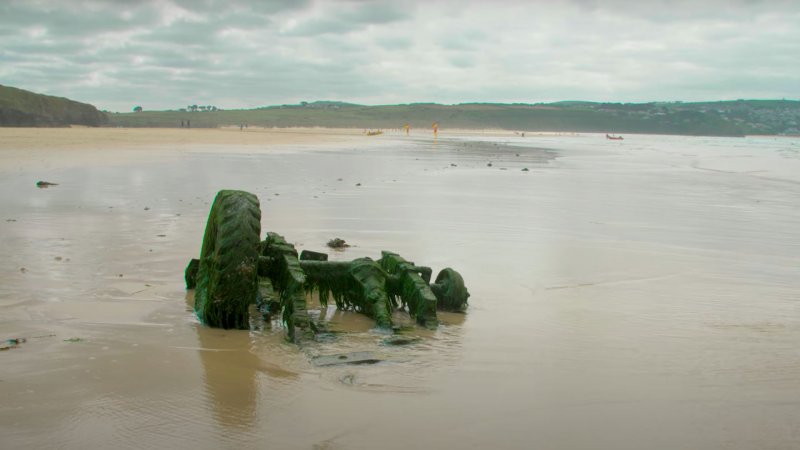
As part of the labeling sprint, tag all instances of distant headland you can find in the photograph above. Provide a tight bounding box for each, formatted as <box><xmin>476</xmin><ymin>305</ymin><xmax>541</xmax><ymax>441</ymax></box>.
<box><xmin>0</xmin><ymin>84</ymin><xmax>106</xmax><ymax>127</ymax></box>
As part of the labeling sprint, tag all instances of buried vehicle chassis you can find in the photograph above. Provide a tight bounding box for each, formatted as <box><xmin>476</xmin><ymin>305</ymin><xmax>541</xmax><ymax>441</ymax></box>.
<box><xmin>185</xmin><ymin>190</ymin><xmax>469</xmax><ymax>340</ymax></box>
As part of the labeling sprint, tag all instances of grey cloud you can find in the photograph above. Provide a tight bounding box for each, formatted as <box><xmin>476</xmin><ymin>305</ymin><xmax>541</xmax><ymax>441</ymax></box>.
<box><xmin>0</xmin><ymin>1</ymin><xmax>156</xmax><ymax>38</ymax></box>
<box><xmin>141</xmin><ymin>49</ymin><xmax>217</xmax><ymax>70</ymax></box>
<box><xmin>343</xmin><ymin>2</ymin><xmax>409</xmax><ymax>25</ymax></box>
<box><xmin>448</xmin><ymin>55</ymin><xmax>475</xmax><ymax>68</ymax></box>
<box><xmin>138</xmin><ymin>20</ymin><xmax>223</xmax><ymax>46</ymax></box>
<box><xmin>284</xmin><ymin>17</ymin><xmax>353</xmax><ymax>36</ymax></box>
<box><xmin>439</xmin><ymin>29</ymin><xmax>488</xmax><ymax>51</ymax></box>
<box><xmin>2</xmin><ymin>39</ymin><xmax>86</xmax><ymax>56</ymax></box>
<box><xmin>439</xmin><ymin>38</ymin><xmax>474</xmax><ymax>52</ymax></box>
<box><xmin>172</xmin><ymin>0</ymin><xmax>311</xmax><ymax>15</ymax></box>
<box><xmin>283</xmin><ymin>1</ymin><xmax>410</xmax><ymax>36</ymax></box>
<box><xmin>214</xmin><ymin>12</ymin><xmax>274</xmax><ymax>30</ymax></box>
<box><xmin>2</xmin><ymin>0</ymin><xmax>798</xmax><ymax>111</ymax></box>
<box><xmin>375</xmin><ymin>36</ymin><xmax>413</xmax><ymax>50</ymax></box>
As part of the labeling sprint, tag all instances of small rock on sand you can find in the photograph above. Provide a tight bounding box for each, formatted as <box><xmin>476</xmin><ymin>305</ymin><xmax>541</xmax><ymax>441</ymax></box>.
<box><xmin>327</xmin><ymin>238</ymin><xmax>350</xmax><ymax>249</ymax></box>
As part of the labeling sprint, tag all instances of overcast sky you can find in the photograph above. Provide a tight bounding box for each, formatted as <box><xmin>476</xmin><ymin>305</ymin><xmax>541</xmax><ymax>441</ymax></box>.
<box><xmin>1</xmin><ymin>0</ymin><xmax>798</xmax><ymax>112</ymax></box>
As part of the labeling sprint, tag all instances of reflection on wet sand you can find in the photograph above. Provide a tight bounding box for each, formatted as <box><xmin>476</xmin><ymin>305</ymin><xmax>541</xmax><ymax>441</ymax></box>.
<box><xmin>196</xmin><ymin>327</ymin><xmax>261</xmax><ymax>430</ymax></box>
<box><xmin>188</xmin><ymin>291</ymin><xmax>298</xmax><ymax>431</ymax></box>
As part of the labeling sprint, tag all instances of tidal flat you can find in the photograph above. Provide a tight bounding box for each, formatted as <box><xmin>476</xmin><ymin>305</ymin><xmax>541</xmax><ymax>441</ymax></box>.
<box><xmin>1</xmin><ymin>128</ymin><xmax>799</xmax><ymax>450</ymax></box>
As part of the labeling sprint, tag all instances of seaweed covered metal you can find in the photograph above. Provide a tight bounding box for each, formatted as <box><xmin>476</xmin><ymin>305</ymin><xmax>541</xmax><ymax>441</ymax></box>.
<box><xmin>379</xmin><ymin>251</ymin><xmax>438</xmax><ymax>328</ymax></box>
<box><xmin>261</xmin><ymin>232</ymin><xmax>311</xmax><ymax>340</ymax></box>
<box><xmin>185</xmin><ymin>190</ymin><xmax>470</xmax><ymax>340</ymax></box>
<box><xmin>300</xmin><ymin>258</ymin><xmax>392</xmax><ymax>328</ymax></box>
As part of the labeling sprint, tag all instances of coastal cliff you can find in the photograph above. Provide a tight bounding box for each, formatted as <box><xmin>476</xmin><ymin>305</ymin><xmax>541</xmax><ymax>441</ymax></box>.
<box><xmin>0</xmin><ymin>85</ymin><xmax>107</xmax><ymax>127</ymax></box>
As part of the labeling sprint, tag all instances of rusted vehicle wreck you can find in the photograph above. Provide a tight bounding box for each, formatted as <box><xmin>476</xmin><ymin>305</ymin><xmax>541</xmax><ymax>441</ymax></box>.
<box><xmin>185</xmin><ymin>190</ymin><xmax>469</xmax><ymax>340</ymax></box>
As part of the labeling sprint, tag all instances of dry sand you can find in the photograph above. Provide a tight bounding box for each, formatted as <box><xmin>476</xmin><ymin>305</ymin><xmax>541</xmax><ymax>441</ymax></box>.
<box><xmin>0</xmin><ymin>127</ymin><xmax>373</xmax><ymax>171</ymax></box>
<box><xmin>0</xmin><ymin>126</ymin><xmax>369</xmax><ymax>150</ymax></box>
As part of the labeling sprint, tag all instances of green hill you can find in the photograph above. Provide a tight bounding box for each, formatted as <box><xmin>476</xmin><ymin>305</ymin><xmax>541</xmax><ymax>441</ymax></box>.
<box><xmin>108</xmin><ymin>99</ymin><xmax>800</xmax><ymax>137</ymax></box>
<box><xmin>0</xmin><ymin>85</ymin><xmax>107</xmax><ymax>127</ymax></box>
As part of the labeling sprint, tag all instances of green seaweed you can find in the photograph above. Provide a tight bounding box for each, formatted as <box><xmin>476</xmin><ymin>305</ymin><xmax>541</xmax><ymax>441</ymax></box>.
<box><xmin>301</xmin><ymin>259</ymin><xmax>393</xmax><ymax>329</ymax></box>
<box><xmin>261</xmin><ymin>232</ymin><xmax>311</xmax><ymax>341</ymax></box>
<box><xmin>185</xmin><ymin>258</ymin><xmax>199</xmax><ymax>289</ymax></box>
<box><xmin>256</xmin><ymin>278</ymin><xmax>279</xmax><ymax>318</ymax></box>
<box><xmin>299</xmin><ymin>261</ymin><xmax>352</xmax><ymax>308</ymax></box>
<box><xmin>348</xmin><ymin>258</ymin><xmax>393</xmax><ymax>329</ymax></box>
<box><xmin>379</xmin><ymin>251</ymin><xmax>438</xmax><ymax>328</ymax></box>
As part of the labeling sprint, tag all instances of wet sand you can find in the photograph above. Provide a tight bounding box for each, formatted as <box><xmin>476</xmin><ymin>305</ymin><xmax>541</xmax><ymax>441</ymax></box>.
<box><xmin>1</xmin><ymin>128</ymin><xmax>799</xmax><ymax>449</ymax></box>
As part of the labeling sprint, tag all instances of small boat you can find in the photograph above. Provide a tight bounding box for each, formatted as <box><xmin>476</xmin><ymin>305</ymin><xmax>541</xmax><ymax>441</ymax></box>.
<box><xmin>606</xmin><ymin>134</ymin><xmax>624</xmax><ymax>140</ymax></box>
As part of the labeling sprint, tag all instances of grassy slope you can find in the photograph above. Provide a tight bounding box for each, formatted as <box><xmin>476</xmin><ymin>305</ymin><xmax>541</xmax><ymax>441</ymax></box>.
<box><xmin>0</xmin><ymin>85</ymin><xmax>107</xmax><ymax>126</ymax></box>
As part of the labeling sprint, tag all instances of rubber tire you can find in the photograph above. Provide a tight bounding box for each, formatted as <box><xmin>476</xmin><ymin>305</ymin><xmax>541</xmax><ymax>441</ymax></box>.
<box><xmin>433</xmin><ymin>268</ymin><xmax>469</xmax><ymax>312</ymax></box>
<box><xmin>194</xmin><ymin>190</ymin><xmax>261</xmax><ymax>329</ymax></box>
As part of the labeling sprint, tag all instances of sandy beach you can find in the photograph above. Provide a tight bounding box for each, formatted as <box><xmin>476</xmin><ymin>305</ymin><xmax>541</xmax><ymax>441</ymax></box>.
<box><xmin>0</xmin><ymin>127</ymin><xmax>375</xmax><ymax>170</ymax></box>
<box><xmin>1</xmin><ymin>128</ymin><xmax>799</xmax><ymax>450</ymax></box>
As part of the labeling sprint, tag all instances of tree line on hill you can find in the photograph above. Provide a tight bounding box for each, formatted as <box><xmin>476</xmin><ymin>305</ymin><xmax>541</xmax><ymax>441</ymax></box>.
<box><xmin>183</xmin><ymin>105</ymin><xmax>219</xmax><ymax>112</ymax></box>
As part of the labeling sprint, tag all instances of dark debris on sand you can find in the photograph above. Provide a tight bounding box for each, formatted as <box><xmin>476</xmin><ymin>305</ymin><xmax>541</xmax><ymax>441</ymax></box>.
<box><xmin>326</xmin><ymin>238</ymin><xmax>350</xmax><ymax>249</ymax></box>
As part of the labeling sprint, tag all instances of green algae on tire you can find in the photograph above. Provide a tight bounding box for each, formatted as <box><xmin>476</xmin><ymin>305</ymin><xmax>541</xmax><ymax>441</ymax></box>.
<box><xmin>430</xmin><ymin>268</ymin><xmax>470</xmax><ymax>312</ymax></box>
<box><xmin>185</xmin><ymin>258</ymin><xmax>199</xmax><ymax>289</ymax></box>
<box><xmin>193</xmin><ymin>190</ymin><xmax>261</xmax><ymax>329</ymax></box>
